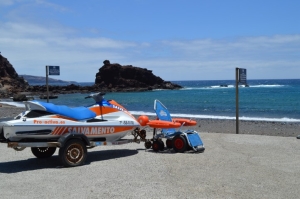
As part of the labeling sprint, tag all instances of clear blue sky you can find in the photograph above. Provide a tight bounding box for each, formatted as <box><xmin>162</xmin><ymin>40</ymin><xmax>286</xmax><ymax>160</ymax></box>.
<box><xmin>1</xmin><ymin>0</ymin><xmax>299</xmax><ymax>82</ymax></box>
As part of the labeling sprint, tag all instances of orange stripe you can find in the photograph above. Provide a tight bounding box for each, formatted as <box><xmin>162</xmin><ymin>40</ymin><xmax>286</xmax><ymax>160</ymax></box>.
<box><xmin>53</xmin><ymin>127</ymin><xmax>61</xmax><ymax>135</ymax></box>
<box><xmin>57</xmin><ymin>127</ymin><xmax>67</xmax><ymax>135</ymax></box>
<box><xmin>50</xmin><ymin>127</ymin><xmax>57</xmax><ymax>135</ymax></box>
<box><xmin>89</xmin><ymin>106</ymin><xmax>119</xmax><ymax>115</ymax></box>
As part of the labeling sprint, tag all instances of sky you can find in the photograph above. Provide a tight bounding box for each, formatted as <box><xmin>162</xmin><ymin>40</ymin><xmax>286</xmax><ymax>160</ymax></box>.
<box><xmin>0</xmin><ymin>0</ymin><xmax>299</xmax><ymax>82</ymax></box>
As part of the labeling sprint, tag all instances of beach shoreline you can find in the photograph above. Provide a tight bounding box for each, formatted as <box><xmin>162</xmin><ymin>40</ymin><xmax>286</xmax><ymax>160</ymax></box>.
<box><xmin>1</xmin><ymin>104</ymin><xmax>299</xmax><ymax>137</ymax></box>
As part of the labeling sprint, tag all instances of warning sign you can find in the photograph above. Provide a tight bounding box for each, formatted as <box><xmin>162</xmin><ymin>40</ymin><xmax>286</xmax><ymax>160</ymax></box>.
<box><xmin>48</xmin><ymin>66</ymin><xmax>60</xmax><ymax>75</ymax></box>
<box><xmin>238</xmin><ymin>68</ymin><xmax>247</xmax><ymax>84</ymax></box>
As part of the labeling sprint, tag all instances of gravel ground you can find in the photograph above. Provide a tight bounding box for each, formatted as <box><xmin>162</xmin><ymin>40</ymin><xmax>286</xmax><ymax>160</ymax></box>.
<box><xmin>0</xmin><ymin>132</ymin><xmax>300</xmax><ymax>199</ymax></box>
<box><xmin>1</xmin><ymin>103</ymin><xmax>300</xmax><ymax>198</ymax></box>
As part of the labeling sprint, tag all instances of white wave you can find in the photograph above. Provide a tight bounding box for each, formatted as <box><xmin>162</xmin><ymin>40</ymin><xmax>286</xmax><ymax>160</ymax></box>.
<box><xmin>181</xmin><ymin>84</ymin><xmax>285</xmax><ymax>90</ymax></box>
<box><xmin>130</xmin><ymin>111</ymin><xmax>300</xmax><ymax>122</ymax></box>
<box><xmin>130</xmin><ymin>111</ymin><xmax>156</xmax><ymax>116</ymax></box>
<box><xmin>2</xmin><ymin>102</ymin><xmax>298</xmax><ymax>123</ymax></box>
<box><xmin>250</xmin><ymin>84</ymin><xmax>284</xmax><ymax>88</ymax></box>
<box><xmin>182</xmin><ymin>85</ymin><xmax>235</xmax><ymax>90</ymax></box>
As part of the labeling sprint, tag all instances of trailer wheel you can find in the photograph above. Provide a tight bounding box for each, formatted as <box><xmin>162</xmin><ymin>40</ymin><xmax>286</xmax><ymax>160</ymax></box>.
<box><xmin>158</xmin><ymin>140</ymin><xmax>165</xmax><ymax>151</ymax></box>
<box><xmin>152</xmin><ymin>140</ymin><xmax>164</xmax><ymax>152</ymax></box>
<box><xmin>172</xmin><ymin>135</ymin><xmax>187</xmax><ymax>153</ymax></box>
<box><xmin>166</xmin><ymin>139</ymin><xmax>172</xmax><ymax>148</ymax></box>
<box><xmin>59</xmin><ymin>139</ymin><xmax>87</xmax><ymax>167</ymax></box>
<box><xmin>31</xmin><ymin>147</ymin><xmax>56</xmax><ymax>158</ymax></box>
<box><xmin>144</xmin><ymin>141</ymin><xmax>152</xmax><ymax>149</ymax></box>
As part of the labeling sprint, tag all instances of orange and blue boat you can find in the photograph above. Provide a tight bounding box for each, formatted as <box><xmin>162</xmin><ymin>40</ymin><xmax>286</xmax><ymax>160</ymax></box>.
<box><xmin>0</xmin><ymin>93</ymin><xmax>140</xmax><ymax>167</ymax></box>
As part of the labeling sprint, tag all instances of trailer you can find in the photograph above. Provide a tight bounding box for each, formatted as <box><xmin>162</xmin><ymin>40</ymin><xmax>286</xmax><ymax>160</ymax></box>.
<box><xmin>1</xmin><ymin>130</ymin><xmax>147</xmax><ymax>167</ymax></box>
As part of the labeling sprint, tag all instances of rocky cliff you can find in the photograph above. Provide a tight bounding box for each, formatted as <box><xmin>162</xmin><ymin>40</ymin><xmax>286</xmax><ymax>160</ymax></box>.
<box><xmin>95</xmin><ymin>60</ymin><xmax>181</xmax><ymax>91</ymax></box>
<box><xmin>0</xmin><ymin>54</ymin><xmax>29</xmax><ymax>98</ymax></box>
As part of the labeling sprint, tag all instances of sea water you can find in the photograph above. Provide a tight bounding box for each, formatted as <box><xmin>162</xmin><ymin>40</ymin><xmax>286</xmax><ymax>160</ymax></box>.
<box><xmin>2</xmin><ymin>79</ymin><xmax>300</xmax><ymax>122</ymax></box>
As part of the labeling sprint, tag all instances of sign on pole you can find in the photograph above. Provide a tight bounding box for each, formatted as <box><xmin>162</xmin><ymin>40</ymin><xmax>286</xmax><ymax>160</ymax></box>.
<box><xmin>48</xmin><ymin>66</ymin><xmax>60</xmax><ymax>75</ymax></box>
<box><xmin>238</xmin><ymin>68</ymin><xmax>247</xmax><ymax>84</ymax></box>
<box><xmin>46</xmin><ymin>65</ymin><xmax>60</xmax><ymax>102</ymax></box>
<box><xmin>236</xmin><ymin>68</ymin><xmax>247</xmax><ymax>134</ymax></box>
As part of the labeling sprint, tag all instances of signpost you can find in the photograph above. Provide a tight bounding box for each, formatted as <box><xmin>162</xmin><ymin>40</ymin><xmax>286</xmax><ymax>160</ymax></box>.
<box><xmin>46</xmin><ymin>66</ymin><xmax>60</xmax><ymax>102</ymax></box>
<box><xmin>235</xmin><ymin>68</ymin><xmax>247</xmax><ymax>134</ymax></box>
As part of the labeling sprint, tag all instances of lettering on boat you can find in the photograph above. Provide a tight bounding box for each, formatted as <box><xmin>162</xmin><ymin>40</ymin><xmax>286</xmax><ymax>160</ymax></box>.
<box><xmin>120</xmin><ymin>120</ymin><xmax>134</xmax><ymax>125</ymax></box>
<box><xmin>112</xmin><ymin>104</ymin><xmax>124</xmax><ymax>111</ymax></box>
<box><xmin>33</xmin><ymin>120</ymin><xmax>66</xmax><ymax>124</ymax></box>
<box><xmin>68</xmin><ymin>127</ymin><xmax>115</xmax><ymax>135</ymax></box>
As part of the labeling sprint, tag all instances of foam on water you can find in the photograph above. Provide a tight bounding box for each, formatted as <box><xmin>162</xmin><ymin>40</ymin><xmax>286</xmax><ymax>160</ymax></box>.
<box><xmin>1</xmin><ymin>101</ymin><xmax>299</xmax><ymax>122</ymax></box>
<box><xmin>130</xmin><ymin>111</ymin><xmax>300</xmax><ymax>122</ymax></box>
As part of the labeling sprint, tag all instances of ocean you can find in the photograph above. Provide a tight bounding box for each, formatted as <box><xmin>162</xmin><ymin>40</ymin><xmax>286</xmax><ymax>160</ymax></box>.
<box><xmin>1</xmin><ymin>79</ymin><xmax>300</xmax><ymax>122</ymax></box>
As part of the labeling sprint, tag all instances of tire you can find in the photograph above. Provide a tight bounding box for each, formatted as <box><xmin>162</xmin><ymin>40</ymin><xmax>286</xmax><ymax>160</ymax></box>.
<box><xmin>144</xmin><ymin>141</ymin><xmax>152</xmax><ymax>149</ymax></box>
<box><xmin>152</xmin><ymin>141</ymin><xmax>160</xmax><ymax>152</ymax></box>
<box><xmin>31</xmin><ymin>147</ymin><xmax>56</xmax><ymax>158</ymax></box>
<box><xmin>172</xmin><ymin>135</ymin><xmax>187</xmax><ymax>153</ymax></box>
<box><xmin>59</xmin><ymin>139</ymin><xmax>87</xmax><ymax>167</ymax></box>
<box><xmin>158</xmin><ymin>140</ymin><xmax>165</xmax><ymax>151</ymax></box>
<box><xmin>152</xmin><ymin>140</ymin><xmax>164</xmax><ymax>152</ymax></box>
<box><xmin>166</xmin><ymin>139</ymin><xmax>172</xmax><ymax>148</ymax></box>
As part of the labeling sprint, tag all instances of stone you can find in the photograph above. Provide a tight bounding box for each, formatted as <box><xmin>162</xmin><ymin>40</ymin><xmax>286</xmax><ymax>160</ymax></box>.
<box><xmin>13</xmin><ymin>94</ymin><xmax>28</xmax><ymax>101</ymax></box>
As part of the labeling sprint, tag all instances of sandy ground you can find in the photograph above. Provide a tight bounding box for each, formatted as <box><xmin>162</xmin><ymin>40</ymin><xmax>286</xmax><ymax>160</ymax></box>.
<box><xmin>0</xmin><ymin>133</ymin><xmax>299</xmax><ymax>199</ymax></box>
<box><xmin>1</xmin><ymin>104</ymin><xmax>300</xmax><ymax>198</ymax></box>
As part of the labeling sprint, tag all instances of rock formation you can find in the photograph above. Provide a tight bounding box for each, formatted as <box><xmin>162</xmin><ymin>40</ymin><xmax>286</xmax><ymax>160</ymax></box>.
<box><xmin>0</xmin><ymin>56</ymin><xmax>182</xmax><ymax>98</ymax></box>
<box><xmin>95</xmin><ymin>60</ymin><xmax>182</xmax><ymax>91</ymax></box>
<box><xmin>0</xmin><ymin>54</ymin><xmax>29</xmax><ymax>98</ymax></box>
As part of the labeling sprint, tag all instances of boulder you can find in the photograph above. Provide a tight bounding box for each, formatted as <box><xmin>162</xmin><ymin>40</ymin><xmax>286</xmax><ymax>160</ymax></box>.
<box><xmin>13</xmin><ymin>94</ymin><xmax>28</xmax><ymax>101</ymax></box>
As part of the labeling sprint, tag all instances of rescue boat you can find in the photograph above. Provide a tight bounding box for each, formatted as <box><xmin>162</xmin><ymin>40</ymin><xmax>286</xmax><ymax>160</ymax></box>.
<box><xmin>0</xmin><ymin>92</ymin><xmax>140</xmax><ymax>143</ymax></box>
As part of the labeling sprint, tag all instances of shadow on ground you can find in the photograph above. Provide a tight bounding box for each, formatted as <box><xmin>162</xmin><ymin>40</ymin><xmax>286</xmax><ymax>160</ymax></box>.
<box><xmin>0</xmin><ymin>149</ymin><xmax>138</xmax><ymax>173</ymax></box>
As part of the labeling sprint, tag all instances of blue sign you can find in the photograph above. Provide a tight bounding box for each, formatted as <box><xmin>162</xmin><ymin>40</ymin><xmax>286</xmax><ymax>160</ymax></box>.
<box><xmin>238</xmin><ymin>68</ymin><xmax>247</xmax><ymax>84</ymax></box>
<box><xmin>48</xmin><ymin>66</ymin><xmax>60</xmax><ymax>75</ymax></box>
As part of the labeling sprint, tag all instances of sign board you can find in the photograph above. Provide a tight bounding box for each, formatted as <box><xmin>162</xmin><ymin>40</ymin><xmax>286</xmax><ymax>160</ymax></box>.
<box><xmin>48</xmin><ymin>66</ymin><xmax>60</xmax><ymax>75</ymax></box>
<box><xmin>238</xmin><ymin>68</ymin><xmax>247</xmax><ymax>84</ymax></box>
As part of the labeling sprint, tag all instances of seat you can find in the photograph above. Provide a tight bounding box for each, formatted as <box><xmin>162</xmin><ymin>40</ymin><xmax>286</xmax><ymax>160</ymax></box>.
<box><xmin>27</xmin><ymin>100</ymin><xmax>96</xmax><ymax>120</ymax></box>
<box><xmin>154</xmin><ymin>100</ymin><xmax>177</xmax><ymax>137</ymax></box>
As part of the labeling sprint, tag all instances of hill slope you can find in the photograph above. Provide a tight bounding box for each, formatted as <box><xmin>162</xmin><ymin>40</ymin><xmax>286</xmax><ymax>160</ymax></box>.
<box><xmin>20</xmin><ymin>75</ymin><xmax>78</xmax><ymax>85</ymax></box>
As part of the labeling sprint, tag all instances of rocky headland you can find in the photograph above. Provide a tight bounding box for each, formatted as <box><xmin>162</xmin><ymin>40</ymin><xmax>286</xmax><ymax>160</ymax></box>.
<box><xmin>0</xmin><ymin>55</ymin><xmax>29</xmax><ymax>98</ymax></box>
<box><xmin>0</xmin><ymin>55</ymin><xmax>182</xmax><ymax>100</ymax></box>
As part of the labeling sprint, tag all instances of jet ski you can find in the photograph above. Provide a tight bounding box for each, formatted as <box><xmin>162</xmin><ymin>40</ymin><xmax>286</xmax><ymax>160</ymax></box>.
<box><xmin>0</xmin><ymin>92</ymin><xmax>140</xmax><ymax>143</ymax></box>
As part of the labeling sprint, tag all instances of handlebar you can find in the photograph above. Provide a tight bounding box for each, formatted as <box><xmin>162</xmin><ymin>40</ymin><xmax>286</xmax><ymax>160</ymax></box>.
<box><xmin>84</xmin><ymin>92</ymin><xmax>106</xmax><ymax>102</ymax></box>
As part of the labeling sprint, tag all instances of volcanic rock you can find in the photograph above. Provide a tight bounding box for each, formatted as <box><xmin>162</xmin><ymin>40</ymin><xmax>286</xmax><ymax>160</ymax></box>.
<box><xmin>0</xmin><ymin>54</ymin><xmax>29</xmax><ymax>98</ymax></box>
<box><xmin>95</xmin><ymin>60</ymin><xmax>182</xmax><ymax>91</ymax></box>
<box><xmin>13</xmin><ymin>94</ymin><xmax>28</xmax><ymax>101</ymax></box>
<box><xmin>0</xmin><ymin>56</ymin><xmax>182</xmax><ymax>98</ymax></box>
